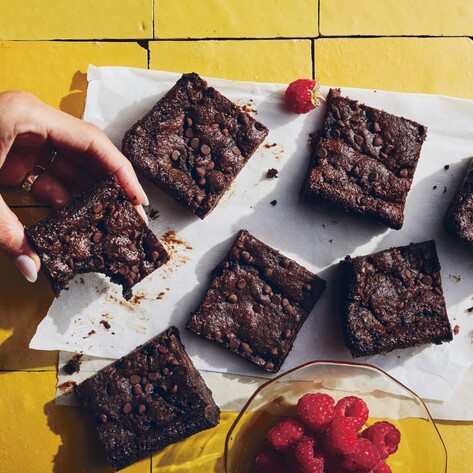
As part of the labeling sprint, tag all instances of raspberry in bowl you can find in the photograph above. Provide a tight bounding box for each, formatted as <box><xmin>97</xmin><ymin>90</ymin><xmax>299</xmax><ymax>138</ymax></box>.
<box><xmin>224</xmin><ymin>361</ymin><xmax>446</xmax><ymax>473</ymax></box>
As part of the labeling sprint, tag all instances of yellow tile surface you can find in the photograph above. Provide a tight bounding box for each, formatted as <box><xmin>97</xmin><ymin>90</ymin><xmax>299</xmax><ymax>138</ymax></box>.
<box><xmin>0</xmin><ymin>1</ymin><xmax>152</xmax><ymax>40</ymax></box>
<box><xmin>315</xmin><ymin>37</ymin><xmax>473</xmax><ymax>99</ymax></box>
<box><xmin>149</xmin><ymin>40</ymin><xmax>312</xmax><ymax>83</ymax></box>
<box><xmin>0</xmin><ymin>208</ymin><xmax>56</xmax><ymax>370</ymax></box>
<box><xmin>0</xmin><ymin>371</ymin><xmax>150</xmax><ymax>473</ymax></box>
<box><xmin>154</xmin><ymin>0</ymin><xmax>318</xmax><ymax>38</ymax></box>
<box><xmin>320</xmin><ymin>0</ymin><xmax>473</xmax><ymax>36</ymax></box>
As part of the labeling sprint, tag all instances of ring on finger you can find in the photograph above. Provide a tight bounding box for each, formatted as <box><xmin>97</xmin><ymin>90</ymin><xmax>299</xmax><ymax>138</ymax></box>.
<box><xmin>21</xmin><ymin>164</ymin><xmax>47</xmax><ymax>192</ymax></box>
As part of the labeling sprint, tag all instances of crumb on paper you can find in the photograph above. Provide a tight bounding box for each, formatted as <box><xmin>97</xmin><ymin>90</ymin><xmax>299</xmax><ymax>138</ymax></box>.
<box><xmin>449</xmin><ymin>273</ymin><xmax>461</xmax><ymax>283</ymax></box>
<box><xmin>64</xmin><ymin>354</ymin><xmax>83</xmax><ymax>375</ymax></box>
<box><xmin>264</xmin><ymin>142</ymin><xmax>278</xmax><ymax>149</ymax></box>
<box><xmin>58</xmin><ymin>380</ymin><xmax>77</xmax><ymax>394</ymax></box>
<box><xmin>433</xmin><ymin>185</ymin><xmax>437</xmax><ymax>190</ymax></box>
<box><xmin>148</xmin><ymin>208</ymin><xmax>160</xmax><ymax>220</ymax></box>
<box><xmin>266</xmin><ymin>168</ymin><xmax>278</xmax><ymax>179</ymax></box>
<box><xmin>80</xmin><ymin>277</ymin><xmax>84</xmax><ymax>284</ymax></box>
<box><xmin>156</xmin><ymin>291</ymin><xmax>166</xmax><ymax>300</ymax></box>
<box><xmin>100</xmin><ymin>320</ymin><xmax>111</xmax><ymax>330</ymax></box>
<box><xmin>467</xmin><ymin>306</ymin><xmax>473</xmax><ymax>313</ymax></box>
<box><xmin>453</xmin><ymin>324</ymin><xmax>460</xmax><ymax>335</ymax></box>
<box><xmin>330</xmin><ymin>219</ymin><xmax>338</xmax><ymax>225</ymax></box>
<box><xmin>270</xmin><ymin>200</ymin><xmax>277</xmax><ymax>206</ymax></box>
<box><xmin>443</xmin><ymin>186</ymin><xmax>447</xmax><ymax>193</ymax></box>
<box><xmin>83</xmin><ymin>330</ymin><xmax>96</xmax><ymax>339</ymax></box>
<box><xmin>328</xmin><ymin>239</ymin><xmax>333</xmax><ymax>243</ymax></box>
<box><xmin>444</xmin><ymin>164</ymin><xmax>450</xmax><ymax>170</ymax></box>
<box><xmin>263</xmin><ymin>142</ymin><xmax>284</xmax><ymax>160</ymax></box>
<box><xmin>235</xmin><ymin>98</ymin><xmax>257</xmax><ymax>114</ymax></box>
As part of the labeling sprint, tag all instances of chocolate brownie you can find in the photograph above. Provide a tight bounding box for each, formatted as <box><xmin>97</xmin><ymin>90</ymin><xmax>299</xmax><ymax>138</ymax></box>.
<box><xmin>76</xmin><ymin>326</ymin><xmax>220</xmax><ymax>471</ymax></box>
<box><xmin>186</xmin><ymin>230</ymin><xmax>327</xmax><ymax>373</ymax></box>
<box><xmin>122</xmin><ymin>73</ymin><xmax>269</xmax><ymax>219</ymax></box>
<box><xmin>301</xmin><ymin>89</ymin><xmax>427</xmax><ymax>229</ymax></box>
<box><xmin>340</xmin><ymin>240</ymin><xmax>452</xmax><ymax>357</ymax></box>
<box><xmin>445</xmin><ymin>158</ymin><xmax>473</xmax><ymax>248</ymax></box>
<box><xmin>25</xmin><ymin>175</ymin><xmax>169</xmax><ymax>300</ymax></box>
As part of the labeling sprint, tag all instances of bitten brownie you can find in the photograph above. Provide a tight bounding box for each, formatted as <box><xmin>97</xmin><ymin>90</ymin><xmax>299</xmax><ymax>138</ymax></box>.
<box><xmin>25</xmin><ymin>175</ymin><xmax>169</xmax><ymax>300</ymax></box>
<box><xmin>444</xmin><ymin>158</ymin><xmax>473</xmax><ymax>248</ymax></box>
<box><xmin>186</xmin><ymin>230</ymin><xmax>327</xmax><ymax>372</ymax></box>
<box><xmin>76</xmin><ymin>326</ymin><xmax>220</xmax><ymax>471</ymax></box>
<box><xmin>340</xmin><ymin>240</ymin><xmax>452</xmax><ymax>357</ymax></box>
<box><xmin>301</xmin><ymin>88</ymin><xmax>427</xmax><ymax>229</ymax></box>
<box><xmin>122</xmin><ymin>73</ymin><xmax>269</xmax><ymax>219</ymax></box>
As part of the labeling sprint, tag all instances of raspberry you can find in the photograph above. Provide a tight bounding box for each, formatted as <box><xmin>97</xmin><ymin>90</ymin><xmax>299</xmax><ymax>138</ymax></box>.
<box><xmin>324</xmin><ymin>416</ymin><xmax>358</xmax><ymax>454</ymax></box>
<box><xmin>362</xmin><ymin>421</ymin><xmax>401</xmax><ymax>459</ymax></box>
<box><xmin>255</xmin><ymin>449</ymin><xmax>286</xmax><ymax>473</ymax></box>
<box><xmin>334</xmin><ymin>396</ymin><xmax>369</xmax><ymax>430</ymax></box>
<box><xmin>284</xmin><ymin>79</ymin><xmax>324</xmax><ymax>114</ymax></box>
<box><xmin>297</xmin><ymin>393</ymin><xmax>335</xmax><ymax>432</ymax></box>
<box><xmin>342</xmin><ymin>438</ymin><xmax>381</xmax><ymax>472</ymax></box>
<box><xmin>293</xmin><ymin>436</ymin><xmax>325</xmax><ymax>473</ymax></box>
<box><xmin>266</xmin><ymin>417</ymin><xmax>305</xmax><ymax>450</ymax></box>
<box><xmin>371</xmin><ymin>461</ymin><xmax>393</xmax><ymax>473</ymax></box>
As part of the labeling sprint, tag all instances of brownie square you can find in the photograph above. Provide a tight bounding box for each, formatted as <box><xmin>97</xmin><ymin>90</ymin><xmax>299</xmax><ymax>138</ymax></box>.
<box><xmin>76</xmin><ymin>326</ymin><xmax>220</xmax><ymax>471</ymax></box>
<box><xmin>186</xmin><ymin>230</ymin><xmax>327</xmax><ymax>373</ymax></box>
<box><xmin>340</xmin><ymin>240</ymin><xmax>452</xmax><ymax>357</ymax></box>
<box><xmin>25</xmin><ymin>175</ymin><xmax>169</xmax><ymax>300</ymax></box>
<box><xmin>444</xmin><ymin>158</ymin><xmax>473</xmax><ymax>248</ymax></box>
<box><xmin>301</xmin><ymin>88</ymin><xmax>427</xmax><ymax>229</ymax></box>
<box><xmin>122</xmin><ymin>72</ymin><xmax>269</xmax><ymax>219</ymax></box>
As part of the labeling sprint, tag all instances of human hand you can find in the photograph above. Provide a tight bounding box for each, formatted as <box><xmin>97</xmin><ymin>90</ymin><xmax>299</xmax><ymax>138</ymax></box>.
<box><xmin>0</xmin><ymin>91</ymin><xmax>148</xmax><ymax>283</ymax></box>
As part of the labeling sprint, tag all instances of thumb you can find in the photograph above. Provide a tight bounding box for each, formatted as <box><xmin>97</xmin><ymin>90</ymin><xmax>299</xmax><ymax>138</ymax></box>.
<box><xmin>0</xmin><ymin>195</ymin><xmax>40</xmax><ymax>282</ymax></box>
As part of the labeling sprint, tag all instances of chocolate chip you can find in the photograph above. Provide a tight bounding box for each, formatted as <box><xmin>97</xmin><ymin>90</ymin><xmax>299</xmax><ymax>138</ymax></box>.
<box><xmin>336</xmin><ymin>120</ymin><xmax>345</xmax><ymax>128</ymax></box>
<box><xmin>385</xmin><ymin>144</ymin><xmax>394</xmax><ymax>154</ymax></box>
<box><xmin>215</xmin><ymin>113</ymin><xmax>224</xmax><ymax>124</ymax></box>
<box><xmin>198</xmin><ymin>177</ymin><xmax>206</xmax><ymax>186</ymax></box>
<box><xmin>171</xmin><ymin>150</ymin><xmax>180</xmax><ymax>161</ymax></box>
<box><xmin>67</xmin><ymin>258</ymin><xmax>75</xmax><ymax>269</ymax></box>
<box><xmin>122</xmin><ymin>403</ymin><xmax>132</xmax><ymax>414</ymax></box>
<box><xmin>373</xmin><ymin>135</ymin><xmax>382</xmax><ymax>146</ymax></box>
<box><xmin>144</xmin><ymin>383</ymin><xmax>153</xmax><ymax>394</ymax></box>
<box><xmin>282</xmin><ymin>298</ymin><xmax>290</xmax><ymax>307</ymax></box>
<box><xmin>359</xmin><ymin>196</ymin><xmax>369</xmax><ymax>206</ymax></box>
<box><xmin>397</xmin><ymin>301</ymin><xmax>405</xmax><ymax>310</ymax></box>
<box><xmin>185</xmin><ymin>128</ymin><xmax>194</xmax><ymax>138</ymax></box>
<box><xmin>368</xmin><ymin>172</ymin><xmax>378</xmax><ymax>182</ymax></box>
<box><xmin>227</xmin><ymin>332</ymin><xmax>236</xmax><ymax>340</ymax></box>
<box><xmin>241</xmin><ymin>251</ymin><xmax>251</xmax><ymax>262</ymax></box>
<box><xmin>271</xmin><ymin>294</ymin><xmax>281</xmax><ymax>305</ymax></box>
<box><xmin>129</xmin><ymin>375</ymin><xmax>140</xmax><ymax>384</ymax></box>
<box><xmin>92</xmin><ymin>231</ymin><xmax>103</xmax><ymax>243</ymax></box>
<box><xmin>140</xmin><ymin>377</ymin><xmax>148</xmax><ymax>386</ymax></box>
<box><xmin>130</xmin><ymin>230</ymin><xmax>140</xmax><ymax>240</ymax></box>
<box><xmin>137</xmin><ymin>404</ymin><xmax>146</xmax><ymax>414</ymax></box>
<box><xmin>229</xmin><ymin>339</ymin><xmax>240</xmax><ymax>350</ymax></box>
<box><xmin>264</xmin><ymin>362</ymin><xmax>275</xmax><ymax>371</ymax></box>
<box><xmin>63</xmin><ymin>235</ymin><xmax>70</xmax><ymax>244</ymax></box>
<box><xmin>128</xmin><ymin>242</ymin><xmax>137</xmax><ymax>252</ymax></box>
<box><xmin>201</xmin><ymin>144</ymin><xmax>211</xmax><ymax>155</ymax></box>
<box><xmin>239</xmin><ymin>113</ymin><xmax>250</xmax><ymax>125</ymax></box>
<box><xmin>170</xmin><ymin>358</ymin><xmax>179</xmax><ymax>366</ymax></box>
<box><xmin>134</xmin><ymin>125</ymin><xmax>143</xmax><ymax>136</ymax></box>
<box><xmin>380</xmin><ymin>152</ymin><xmax>388</xmax><ymax>160</ymax></box>
<box><xmin>422</xmin><ymin>275</ymin><xmax>433</xmax><ymax>286</ymax></box>
<box><xmin>170</xmin><ymin>384</ymin><xmax>178</xmax><ymax>394</ymax></box>
<box><xmin>237</xmin><ymin>279</ymin><xmax>247</xmax><ymax>289</ymax></box>
<box><xmin>373</xmin><ymin>122</ymin><xmax>381</xmax><ymax>133</ymax></box>
<box><xmin>93</xmin><ymin>203</ymin><xmax>104</xmax><ymax>214</ymax></box>
<box><xmin>206</xmin><ymin>161</ymin><xmax>215</xmax><ymax>171</ymax></box>
<box><xmin>352</xmin><ymin>166</ymin><xmax>360</xmax><ymax>176</ymax></box>
<box><xmin>190</xmin><ymin>137</ymin><xmax>200</xmax><ymax>149</ymax></box>
<box><xmin>214</xmin><ymin>330</ymin><xmax>222</xmax><ymax>341</ymax></box>
<box><xmin>151</xmin><ymin>251</ymin><xmax>160</xmax><ymax>261</ymax></box>
<box><xmin>281</xmin><ymin>259</ymin><xmax>290</xmax><ymax>268</ymax></box>
<box><xmin>270</xmin><ymin>347</ymin><xmax>278</xmax><ymax>356</ymax></box>
<box><xmin>98</xmin><ymin>414</ymin><xmax>107</xmax><ymax>424</ymax></box>
<box><xmin>195</xmin><ymin>167</ymin><xmax>206</xmax><ymax>178</ymax></box>
<box><xmin>303</xmin><ymin>283</ymin><xmax>312</xmax><ymax>291</ymax></box>
<box><xmin>262</xmin><ymin>284</ymin><xmax>272</xmax><ymax>294</ymax></box>
<box><xmin>133</xmin><ymin>385</ymin><xmax>143</xmax><ymax>395</ymax></box>
<box><xmin>131</xmin><ymin>265</ymin><xmax>139</xmax><ymax>273</ymax></box>
<box><xmin>158</xmin><ymin>345</ymin><xmax>168</xmax><ymax>354</ymax></box>
<box><xmin>355</xmin><ymin>134</ymin><xmax>364</xmax><ymax>146</ymax></box>
<box><xmin>185</xmin><ymin>117</ymin><xmax>193</xmax><ymax>127</ymax></box>
<box><xmin>162</xmin><ymin>367</ymin><xmax>171</xmax><ymax>376</ymax></box>
<box><xmin>222</xmin><ymin>128</ymin><xmax>229</xmax><ymax>136</ymax></box>
<box><xmin>317</xmin><ymin>147</ymin><xmax>328</xmax><ymax>158</ymax></box>
<box><xmin>399</xmin><ymin>168</ymin><xmax>409</xmax><ymax>178</ymax></box>
<box><xmin>333</xmin><ymin>129</ymin><xmax>341</xmax><ymax>138</ymax></box>
<box><xmin>128</xmin><ymin>271</ymin><xmax>138</xmax><ymax>282</ymax></box>
<box><xmin>240</xmin><ymin>342</ymin><xmax>252</xmax><ymax>353</ymax></box>
<box><xmin>148</xmin><ymin>372</ymin><xmax>158</xmax><ymax>381</ymax></box>
<box><xmin>434</xmin><ymin>287</ymin><xmax>443</xmax><ymax>295</ymax></box>
<box><xmin>284</xmin><ymin>303</ymin><xmax>295</xmax><ymax>315</ymax></box>
<box><xmin>232</xmin><ymin>146</ymin><xmax>241</xmax><ymax>156</ymax></box>
<box><xmin>122</xmin><ymin>359</ymin><xmax>131</xmax><ymax>369</ymax></box>
<box><xmin>228</xmin><ymin>294</ymin><xmax>238</xmax><ymax>303</ymax></box>
<box><xmin>263</xmin><ymin>268</ymin><xmax>273</xmax><ymax>277</ymax></box>
<box><xmin>282</xmin><ymin>328</ymin><xmax>292</xmax><ymax>339</ymax></box>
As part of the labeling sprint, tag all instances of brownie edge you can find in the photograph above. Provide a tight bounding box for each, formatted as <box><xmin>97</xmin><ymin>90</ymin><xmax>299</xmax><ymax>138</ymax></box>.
<box><xmin>76</xmin><ymin>327</ymin><xmax>220</xmax><ymax>471</ymax></box>
<box><xmin>340</xmin><ymin>240</ymin><xmax>452</xmax><ymax>358</ymax></box>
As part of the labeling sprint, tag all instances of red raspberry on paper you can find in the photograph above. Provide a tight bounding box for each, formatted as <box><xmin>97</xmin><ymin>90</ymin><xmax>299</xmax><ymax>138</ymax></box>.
<box><xmin>362</xmin><ymin>421</ymin><xmax>401</xmax><ymax>459</ymax></box>
<box><xmin>342</xmin><ymin>438</ymin><xmax>381</xmax><ymax>472</ymax></box>
<box><xmin>284</xmin><ymin>79</ymin><xmax>324</xmax><ymax>114</ymax></box>
<box><xmin>324</xmin><ymin>416</ymin><xmax>358</xmax><ymax>454</ymax></box>
<box><xmin>297</xmin><ymin>392</ymin><xmax>335</xmax><ymax>432</ymax></box>
<box><xmin>266</xmin><ymin>417</ymin><xmax>305</xmax><ymax>450</ymax></box>
<box><xmin>255</xmin><ymin>449</ymin><xmax>286</xmax><ymax>473</ymax></box>
<box><xmin>334</xmin><ymin>396</ymin><xmax>369</xmax><ymax>430</ymax></box>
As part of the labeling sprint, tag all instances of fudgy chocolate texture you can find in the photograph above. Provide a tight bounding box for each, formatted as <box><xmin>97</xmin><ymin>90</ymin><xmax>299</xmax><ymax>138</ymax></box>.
<box><xmin>340</xmin><ymin>240</ymin><xmax>452</xmax><ymax>357</ymax></box>
<box><xmin>25</xmin><ymin>175</ymin><xmax>169</xmax><ymax>300</ymax></box>
<box><xmin>445</xmin><ymin>158</ymin><xmax>473</xmax><ymax>248</ymax></box>
<box><xmin>76</xmin><ymin>327</ymin><xmax>220</xmax><ymax>471</ymax></box>
<box><xmin>186</xmin><ymin>230</ymin><xmax>327</xmax><ymax>373</ymax></box>
<box><xmin>302</xmin><ymin>88</ymin><xmax>427</xmax><ymax>229</ymax></box>
<box><xmin>122</xmin><ymin>73</ymin><xmax>269</xmax><ymax>219</ymax></box>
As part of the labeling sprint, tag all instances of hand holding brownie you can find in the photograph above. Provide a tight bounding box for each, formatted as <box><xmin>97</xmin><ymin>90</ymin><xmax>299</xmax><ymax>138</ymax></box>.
<box><xmin>0</xmin><ymin>90</ymin><xmax>148</xmax><ymax>283</ymax></box>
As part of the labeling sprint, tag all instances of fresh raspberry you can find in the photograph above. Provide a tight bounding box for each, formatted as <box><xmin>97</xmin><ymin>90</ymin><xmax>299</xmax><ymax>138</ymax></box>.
<box><xmin>342</xmin><ymin>438</ymin><xmax>381</xmax><ymax>472</ymax></box>
<box><xmin>255</xmin><ymin>449</ymin><xmax>286</xmax><ymax>473</ymax></box>
<box><xmin>293</xmin><ymin>436</ymin><xmax>325</xmax><ymax>473</ymax></box>
<box><xmin>297</xmin><ymin>393</ymin><xmax>335</xmax><ymax>432</ymax></box>
<box><xmin>324</xmin><ymin>416</ymin><xmax>358</xmax><ymax>454</ymax></box>
<box><xmin>284</xmin><ymin>79</ymin><xmax>324</xmax><ymax>114</ymax></box>
<box><xmin>266</xmin><ymin>417</ymin><xmax>305</xmax><ymax>450</ymax></box>
<box><xmin>362</xmin><ymin>421</ymin><xmax>401</xmax><ymax>459</ymax></box>
<box><xmin>334</xmin><ymin>396</ymin><xmax>369</xmax><ymax>430</ymax></box>
<box><xmin>371</xmin><ymin>461</ymin><xmax>393</xmax><ymax>473</ymax></box>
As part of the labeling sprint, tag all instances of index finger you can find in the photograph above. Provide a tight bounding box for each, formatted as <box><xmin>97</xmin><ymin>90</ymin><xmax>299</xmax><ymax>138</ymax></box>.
<box><xmin>39</xmin><ymin>104</ymin><xmax>148</xmax><ymax>206</ymax></box>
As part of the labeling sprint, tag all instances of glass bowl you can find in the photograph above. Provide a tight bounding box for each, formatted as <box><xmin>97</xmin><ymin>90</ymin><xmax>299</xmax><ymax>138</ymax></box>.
<box><xmin>224</xmin><ymin>361</ymin><xmax>447</xmax><ymax>473</ymax></box>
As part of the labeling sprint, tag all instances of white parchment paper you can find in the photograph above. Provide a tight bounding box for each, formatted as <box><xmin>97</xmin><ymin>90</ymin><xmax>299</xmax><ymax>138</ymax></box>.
<box><xmin>32</xmin><ymin>66</ymin><xmax>473</xmax><ymax>410</ymax></box>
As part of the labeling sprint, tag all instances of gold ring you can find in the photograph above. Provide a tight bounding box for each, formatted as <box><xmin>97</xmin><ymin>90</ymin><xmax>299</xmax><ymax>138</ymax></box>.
<box><xmin>21</xmin><ymin>164</ymin><xmax>46</xmax><ymax>192</ymax></box>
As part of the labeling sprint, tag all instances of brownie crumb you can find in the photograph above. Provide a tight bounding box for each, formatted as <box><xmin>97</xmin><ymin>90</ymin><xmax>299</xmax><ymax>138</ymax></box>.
<box><xmin>433</xmin><ymin>185</ymin><xmax>437</xmax><ymax>190</ymax></box>
<box><xmin>64</xmin><ymin>354</ymin><xmax>83</xmax><ymax>375</ymax></box>
<box><xmin>58</xmin><ymin>380</ymin><xmax>77</xmax><ymax>394</ymax></box>
<box><xmin>444</xmin><ymin>186</ymin><xmax>448</xmax><ymax>193</ymax></box>
<box><xmin>148</xmin><ymin>208</ymin><xmax>160</xmax><ymax>220</ymax></box>
<box><xmin>266</xmin><ymin>168</ymin><xmax>278</xmax><ymax>179</ymax></box>
<box><xmin>467</xmin><ymin>306</ymin><xmax>473</xmax><ymax>313</ymax></box>
<box><xmin>100</xmin><ymin>320</ymin><xmax>111</xmax><ymax>330</ymax></box>
<box><xmin>83</xmin><ymin>330</ymin><xmax>96</xmax><ymax>339</ymax></box>
<box><xmin>453</xmin><ymin>324</ymin><xmax>460</xmax><ymax>335</ymax></box>
<box><xmin>444</xmin><ymin>164</ymin><xmax>450</xmax><ymax>170</ymax></box>
<box><xmin>270</xmin><ymin>200</ymin><xmax>277</xmax><ymax>206</ymax></box>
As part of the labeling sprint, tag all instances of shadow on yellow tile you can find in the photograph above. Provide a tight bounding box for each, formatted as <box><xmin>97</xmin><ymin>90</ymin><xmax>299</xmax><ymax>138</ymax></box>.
<box><xmin>43</xmin><ymin>400</ymin><xmax>150</xmax><ymax>473</ymax></box>
<box><xmin>59</xmin><ymin>70</ymin><xmax>88</xmax><ymax>117</ymax></box>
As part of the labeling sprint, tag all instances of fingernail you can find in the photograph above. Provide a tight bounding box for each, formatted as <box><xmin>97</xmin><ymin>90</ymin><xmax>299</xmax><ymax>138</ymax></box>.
<box><xmin>15</xmin><ymin>255</ymin><xmax>38</xmax><ymax>283</ymax></box>
<box><xmin>142</xmin><ymin>190</ymin><xmax>149</xmax><ymax>207</ymax></box>
<box><xmin>136</xmin><ymin>205</ymin><xmax>149</xmax><ymax>225</ymax></box>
